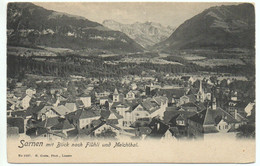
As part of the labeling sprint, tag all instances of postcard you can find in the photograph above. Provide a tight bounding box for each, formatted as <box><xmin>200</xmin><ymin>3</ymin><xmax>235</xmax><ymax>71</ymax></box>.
<box><xmin>6</xmin><ymin>2</ymin><xmax>255</xmax><ymax>163</ymax></box>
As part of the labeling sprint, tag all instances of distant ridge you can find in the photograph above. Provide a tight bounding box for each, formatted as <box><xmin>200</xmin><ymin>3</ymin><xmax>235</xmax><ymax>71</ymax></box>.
<box><xmin>7</xmin><ymin>3</ymin><xmax>144</xmax><ymax>53</ymax></box>
<box><xmin>103</xmin><ymin>20</ymin><xmax>175</xmax><ymax>49</ymax></box>
<box><xmin>154</xmin><ymin>3</ymin><xmax>255</xmax><ymax>51</ymax></box>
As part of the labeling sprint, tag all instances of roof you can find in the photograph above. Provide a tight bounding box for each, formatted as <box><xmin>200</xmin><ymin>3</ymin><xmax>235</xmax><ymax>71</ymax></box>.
<box><xmin>157</xmin><ymin>88</ymin><xmax>186</xmax><ymax>100</ymax></box>
<box><xmin>203</xmin><ymin>125</ymin><xmax>219</xmax><ymax>133</ymax></box>
<box><xmin>147</xmin><ymin>118</ymin><xmax>169</xmax><ymax>138</ymax></box>
<box><xmin>51</xmin><ymin>119</ymin><xmax>75</xmax><ymax>131</ymax></box>
<box><xmin>37</xmin><ymin>105</ymin><xmax>53</xmax><ymax>115</ymax></box>
<box><xmin>153</xmin><ymin>96</ymin><xmax>168</xmax><ymax>105</ymax></box>
<box><xmin>65</xmin><ymin>103</ymin><xmax>77</xmax><ymax>112</ymax></box>
<box><xmin>36</xmin><ymin>127</ymin><xmax>48</xmax><ymax>136</ymax></box>
<box><xmin>141</xmin><ymin>98</ymin><xmax>160</xmax><ymax>113</ymax></box>
<box><xmin>109</xmin><ymin>109</ymin><xmax>123</xmax><ymax>119</ymax></box>
<box><xmin>176</xmin><ymin>114</ymin><xmax>185</xmax><ymax>121</ymax></box>
<box><xmin>181</xmin><ymin>102</ymin><xmax>198</xmax><ymax>108</ymax></box>
<box><xmin>67</xmin><ymin>129</ymin><xmax>78</xmax><ymax>138</ymax></box>
<box><xmin>167</xmin><ymin>110</ymin><xmax>196</xmax><ymax>126</ymax></box>
<box><xmin>113</xmin><ymin>88</ymin><xmax>119</xmax><ymax>95</ymax></box>
<box><xmin>100</xmin><ymin>110</ymin><xmax>110</xmax><ymax>119</ymax></box>
<box><xmin>188</xmin><ymin>107</ymin><xmax>238</xmax><ymax>126</ymax></box>
<box><xmin>75</xmin><ymin>99</ymin><xmax>84</xmax><ymax>105</ymax></box>
<box><xmin>187</xmin><ymin>88</ymin><xmax>199</xmax><ymax>95</ymax></box>
<box><xmin>36</xmin><ymin>117</ymin><xmax>60</xmax><ymax>128</ymax></box>
<box><xmin>203</xmin><ymin>108</ymin><xmax>238</xmax><ymax>125</ymax></box>
<box><xmin>106</xmin><ymin>119</ymin><xmax>119</xmax><ymax>125</ymax></box>
<box><xmin>52</xmin><ymin>105</ymin><xmax>72</xmax><ymax>116</ymax></box>
<box><xmin>78</xmin><ymin>109</ymin><xmax>99</xmax><ymax>119</ymax></box>
<box><xmin>110</xmin><ymin>101</ymin><xmax>130</xmax><ymax>110</ymax></box>
<box><xmin>186</xmin><ymin>94</ymin><xmax>197</xmax><ymax>103</ymax></box>
<box><xmin>188</xmin><ymin>109</ymin><xmax>207</xmax><ymax>125</ymax></box>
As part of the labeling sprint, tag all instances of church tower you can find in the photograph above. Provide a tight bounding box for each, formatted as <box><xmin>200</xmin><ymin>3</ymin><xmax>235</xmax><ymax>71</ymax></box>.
<box><xmin>197</xmin><ymin>79</ymin><xmax>205</xmax><ymax>102</ymax></box>
<box><xmin>113</xmin><ymin>88</ymin><xmax>119</xmax><ymax>102</ymax></box>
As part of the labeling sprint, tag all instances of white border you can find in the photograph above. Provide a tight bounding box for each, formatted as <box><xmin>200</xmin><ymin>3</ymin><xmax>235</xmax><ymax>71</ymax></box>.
<box><xmin>0</xmin><ymin>0</ymin><xmax>258</xmax><ymax>166</ymax></box>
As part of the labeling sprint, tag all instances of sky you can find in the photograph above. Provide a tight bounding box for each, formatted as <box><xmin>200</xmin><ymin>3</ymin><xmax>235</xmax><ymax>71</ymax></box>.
<box><xmin>34</xmin><ymin>2</ymin><xmax>240</xmax><ymax>28</ymax></box>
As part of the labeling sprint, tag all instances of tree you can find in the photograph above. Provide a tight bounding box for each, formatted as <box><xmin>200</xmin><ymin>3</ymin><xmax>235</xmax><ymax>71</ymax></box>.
<box><xmin>96</xmin><ymin>128</ymin><xmax>117</xmax><ymax>139</ymax></box>
<box><xmin>236</xmin><ymin>124</ymin><xmax>255</xmax><ymax>139</ymax></box>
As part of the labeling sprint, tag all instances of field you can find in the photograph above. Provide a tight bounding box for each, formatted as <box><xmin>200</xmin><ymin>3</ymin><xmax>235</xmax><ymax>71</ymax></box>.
<box><xmin>193</xmin><ymin>59</ymin><xmax>245</xmax><ymax>67</ymax></box>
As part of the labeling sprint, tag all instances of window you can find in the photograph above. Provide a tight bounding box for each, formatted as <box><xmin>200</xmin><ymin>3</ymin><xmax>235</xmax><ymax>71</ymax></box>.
<box><xmin>136</xmin><ymin>113</ymin><xmax>139</xmax><ymax>116</ymax></box>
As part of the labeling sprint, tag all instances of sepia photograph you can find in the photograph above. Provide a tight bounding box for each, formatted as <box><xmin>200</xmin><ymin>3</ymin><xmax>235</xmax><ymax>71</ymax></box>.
<box><xmin>4</xmin><ymin>1</ymin><xmax>256</xmax><ymax>163</ymax></box>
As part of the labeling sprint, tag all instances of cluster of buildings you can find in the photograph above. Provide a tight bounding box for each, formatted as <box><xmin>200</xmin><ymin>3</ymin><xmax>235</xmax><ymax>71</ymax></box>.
<box><xmin>7</xmin><ymin>77</ymin><xmax>255</xmax><ymax>141</ymax></box>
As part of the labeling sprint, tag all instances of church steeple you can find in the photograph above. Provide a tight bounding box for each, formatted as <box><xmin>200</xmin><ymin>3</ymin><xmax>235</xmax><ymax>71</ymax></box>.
<box><xmin>197</xmin><ymin>79</ymin><xmax>205</xmax><ymax>102</ymax></box>
<box><xmin>113</xmin><ymin>88</ymin><xmax>119</xmax><ymax>102</ymax></box>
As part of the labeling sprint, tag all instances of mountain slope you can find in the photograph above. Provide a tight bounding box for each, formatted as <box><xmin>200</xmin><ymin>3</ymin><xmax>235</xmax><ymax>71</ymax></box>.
<box><xmin>103</xmin><ymin>20</ymin><xmax>174</xmax><ymax>49</ymax></box>
<box><xmin>155</xmin><ymin>3</ymin><xmax>255</xmax><ymax>51</ymax></box>
<box><xmin>7</xmin><ymin>3</ymin><xmax>143</xmax><ymax>53</ymax></box>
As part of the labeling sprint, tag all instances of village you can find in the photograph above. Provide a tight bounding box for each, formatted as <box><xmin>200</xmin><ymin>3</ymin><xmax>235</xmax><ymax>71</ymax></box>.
<box><xmin>7</xmin><ymin>73</ymin><xmax>255</xmax><ymax>141</ymax></box>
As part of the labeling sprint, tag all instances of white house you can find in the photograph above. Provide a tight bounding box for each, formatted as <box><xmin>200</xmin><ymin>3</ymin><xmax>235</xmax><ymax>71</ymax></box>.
<box><xmin>78</xmin><ymin>110</ymin><xmax>100</xmax><ymax>129</ymax></box>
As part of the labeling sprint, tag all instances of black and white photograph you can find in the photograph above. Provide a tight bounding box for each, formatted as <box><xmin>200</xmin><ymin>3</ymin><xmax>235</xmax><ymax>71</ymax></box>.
<box><xmin>3</xmin><ymin>1</ymin><xmax>257</xmax><ymax>163</ymax></box>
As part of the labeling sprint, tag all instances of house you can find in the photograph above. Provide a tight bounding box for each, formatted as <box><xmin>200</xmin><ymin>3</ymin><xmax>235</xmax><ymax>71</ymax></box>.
<box><xmin>92</xmin><ymin>123</ymin><xmax>122</xmax><ymax>138</ymax></box>
<box><xmin>36</xmin><ymin>105</ymin><xmax>53</xmax><ymax>120</ymax></box>
<box><xmin>51</xmin><ymin>119</ymin><xmax>75</xmax><ymax>136</ymax></box>
<box><xmin>111</xmin><ymin>102</ymin><xmax>131</xmax><ymax>120</ymax></box>
<box><xmin>225</xmin><ymin>100</ymin><xmax>249</xmax><ymax>118</ymax></box>
<box><xmin>51</xmin><ymin>105</ymin><xmax>73</xmax><ymax>117</ymax></box>
<box><xmin>135</xmin><ymin>127</ymin><xmax>152</xmax><ymax>139</ymax></box>
<box><xmin>145</xmin><ymin>84</ymin><xmax>161</xmax><ymax>96</ymax></box>
<box><xmin>164</xmin><ymin>107</ymin><xmax>197</xmax><ymax>137</ymax></box>
<box><xmin>180</xmin><ymin>102</ymin><xmax>202</xmax><ymax>112</ymax></box>
<box><xmin>157</xmin><ymin>87</ymin><xmax>186</xmax><ymax>105</ymax></box>
<box><xmin>126</xmin><ymin>90</ymin><xmax>135</xmax><ymax>100</ymax></box>
<box><xmin>76</xmin><ymin>109</ymin><xmax>100</xmax><ymax>129</ymax></box>
<box><xmin>35</xmin><ymin>116</ymin><xmax>60</xmax><ymax>129</ymax></box>
<box><xmin>129</xmin><ymin>96</ymin><xmax>168</xmax><ymax>126</ymax></box>
<box><xmin>146</xmin><ymin>118</ymin><xmax>177</xmax><ymax>140</ymax></box>
<box><xmin>95</xmin><ymin>91</ymin><xmax>110</xmax><ymax>99</ymax></box>
<box><xmin>33</xmin><ymin>127</ymin><xmax>66</xmax><ymax>141</ymax></box>
<box><xmin>179</xmin><ymin>94</ymin><xmax>196</xmax><ymax>106</ymax></box>
<box><xmin>107</xmin><ymin>109</ymin><xmax>124</xmax><ymax>126</ymax></box>
<box><xmin>99</xmin><ymin>96</ymin><xmax>111</xmax><ymax>105</ymax></box>
<box><xmin>187</xmin><ymin>106</ymin><xmax>240</xmax><ymax>139</ymax></box>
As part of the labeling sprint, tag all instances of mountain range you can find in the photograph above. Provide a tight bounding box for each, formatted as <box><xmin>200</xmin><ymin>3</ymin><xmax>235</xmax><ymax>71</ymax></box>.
<box><xmin>7</xmin><ymin>3</ymin><xmax>255</xmax><ymax>54</ymax></box>
<box><xmin>155</xmin><ymin>3</ymin><xmax>255</xmax><ymax>51</ymax></box>
<box><xmin>103</xmin><ymin>20</ymin><xmax>174</xmax><ymax>49</ymax></box>
<box><xmin>7</xmin><ymin>3</ymin><xmax>143</xmax><ymax>53</ymax></box>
